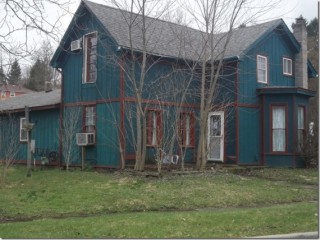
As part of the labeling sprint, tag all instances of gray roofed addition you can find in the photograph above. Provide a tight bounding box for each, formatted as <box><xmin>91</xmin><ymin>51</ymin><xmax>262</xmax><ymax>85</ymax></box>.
<box><xmin>0</xmin><ymin>89</ymin><xmax>61</xmax><ymax>112</ymax></box>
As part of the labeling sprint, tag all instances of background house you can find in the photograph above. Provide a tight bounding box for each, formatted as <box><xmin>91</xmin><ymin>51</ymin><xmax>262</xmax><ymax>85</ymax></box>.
<box><xmin>0</xmin><ymin>84</ymin><xmax>34</xmax><ymax>100</ymax></box>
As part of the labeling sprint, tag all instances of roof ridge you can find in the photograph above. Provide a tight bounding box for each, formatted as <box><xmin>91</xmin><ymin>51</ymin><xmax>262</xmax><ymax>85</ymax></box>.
<box><xmin>83</xmin><ymin>0</ymin><xmax>282</xmax><ymax>36</ymax></box>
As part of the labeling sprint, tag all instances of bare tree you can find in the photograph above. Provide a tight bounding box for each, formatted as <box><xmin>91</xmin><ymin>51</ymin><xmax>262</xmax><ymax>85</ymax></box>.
<box><xmin>60</xmin><ymin>107</ymin><xmax>81</xmax><ymax>171</ymax></box>
<box><xmin>0</xmin><ymin>112</ymin><xmax>20</xmax><ymax>184</ymax></box>
<box><xmin>0</xmin><ymin>0</ymin><xmax>71</xmax><ymax>57</ymax></box>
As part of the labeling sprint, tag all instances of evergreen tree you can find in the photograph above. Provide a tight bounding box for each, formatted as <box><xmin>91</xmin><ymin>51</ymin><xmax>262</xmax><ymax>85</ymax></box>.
<box><xmin>307</xmin><ymin>18</ymin><xmax>318</xmax><ymax>38</ymax></box>
<box><xmin>0</xmin><ymin>65</ymin><xmax>6</xmax><ymax>85</ymax></box>
<box><xmin>25</xmin><ymin>58</ymin><xmax>51</xmax><ymax>91</ymax></box>
<box><xmin>7</xmin><ymin>59</ymin><xmax>21</xmax><ymax>85</ymax></box>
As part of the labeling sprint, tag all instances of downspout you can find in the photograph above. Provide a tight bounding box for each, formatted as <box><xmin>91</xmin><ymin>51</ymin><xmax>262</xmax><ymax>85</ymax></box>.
<box><xmin>235</xmin><ymin>60</ymin><xmax>239</xmax><ymax>164</ymax></box>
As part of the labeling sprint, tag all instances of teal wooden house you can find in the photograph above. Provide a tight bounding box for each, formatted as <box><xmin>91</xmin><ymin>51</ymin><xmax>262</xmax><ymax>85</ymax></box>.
<box><xmin>1</xmin><ymin>0</ymin><xmax>317</xmax><ymax>168</ymax></box>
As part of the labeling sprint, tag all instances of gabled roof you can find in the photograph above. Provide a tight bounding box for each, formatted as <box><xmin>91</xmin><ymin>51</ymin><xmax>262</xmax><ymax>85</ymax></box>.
<box><xmin>83</xmin><ymin>0</ymin><xmax>289</xmax><ymax>60</ymax></box>
<box><xmin>0</xmin><ymin>90</ymin><xmax>61</xmax><ymax>113</ymax></box>
<box><xmin>52</xmin><ymin>0</ymin><xmax>298</xmax><ymax>65</ymax></box>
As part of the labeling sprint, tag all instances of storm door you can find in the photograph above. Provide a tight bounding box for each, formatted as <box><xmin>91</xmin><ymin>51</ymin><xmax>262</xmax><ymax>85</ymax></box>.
<box><xmin>207</xmin><ymin>112</ymin><xmax>224</xmax><ymax>161</ymax></box>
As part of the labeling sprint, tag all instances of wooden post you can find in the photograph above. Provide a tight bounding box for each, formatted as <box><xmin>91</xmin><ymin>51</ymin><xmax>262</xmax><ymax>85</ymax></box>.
<box><xmin>25</xmin><ymin>106</ymin><xmax>31</xmax><ymax>177</ymax></box>
<box><xmin>81</xmin><ymin>146</ymin><xmax>85</xmax><ymax>170</ymax></box>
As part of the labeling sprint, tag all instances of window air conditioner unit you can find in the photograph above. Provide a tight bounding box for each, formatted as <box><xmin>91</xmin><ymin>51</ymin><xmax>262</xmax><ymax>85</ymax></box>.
<box><xmin>76</xmin><ymin>133</ymin><xmax>95</xmax><ymax>146</ymax></box>
<box><xmin>71</xmin><ymin>39</ymin><xmax>82</xmax><ymax>51</ymax></box>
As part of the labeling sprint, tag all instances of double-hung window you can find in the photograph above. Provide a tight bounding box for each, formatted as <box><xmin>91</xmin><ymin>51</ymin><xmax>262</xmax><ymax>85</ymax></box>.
<box><xmin>272</xmin><ymin>106</ymin><xmax>286</xmax><ymax>152</ymax></box>
<box><xmin>257</xmin><ymin>55</ymin><xmax>268</xmax><ymax>83</ymax></box>
<box><xmin>20</xmin><ymin>117</ymin><xmax>28</xmax><ymax>142</ymax></box>
<box><xmin>297</xmin><ymin>106</ymin><xmax>305</xmax><ymax>151</ymax></box>
<box><xmin>84</xmin><ymin>106</ymin><xmax>96</xmax><ymax>132</ymax></box>
<box><xmin>178</xmin><ymin>112</ymin><xmax>195</xmax><ymax>147</ymax></box>
<box><xmin>283</xmin><ymin>57</ymin><xmax>293</xmax><ymax>76</ymax></box>
<box><xmin>147</xmin><ymin>110</ymin><xmax>162</xmax><ymax>146</ymax></box>
<box><xmin>83</xmin><ymin>32</ymin><xmax>97</xmax><ymax>83</ymax></box>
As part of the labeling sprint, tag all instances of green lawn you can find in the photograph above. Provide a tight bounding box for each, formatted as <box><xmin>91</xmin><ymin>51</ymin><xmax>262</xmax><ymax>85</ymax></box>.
<box><xmin>0</xmin><ymin>166</ymin><xmax>318</xmax><ymax>238</ymax></box>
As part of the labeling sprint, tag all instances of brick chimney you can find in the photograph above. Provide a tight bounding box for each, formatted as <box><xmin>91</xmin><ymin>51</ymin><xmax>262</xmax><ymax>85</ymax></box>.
<box><xmin>292</xmin><ymin>17</ymin><xmax>308</xmax><ymax>89</ymax></box>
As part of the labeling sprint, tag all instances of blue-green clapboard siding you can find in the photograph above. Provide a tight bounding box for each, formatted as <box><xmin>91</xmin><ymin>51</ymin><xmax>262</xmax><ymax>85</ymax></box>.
<box><xmin>0</xmin><ymin>109</ymin><xmax>60</xmax><ymax>162</ymax></box>
<box><xmin>30</xmin><ymin>109</ymin><xmax>60</xmax><ymax>161</ymax></box>
<box><xmin>224</xmin><ymin>107</ymin><xmax>237</xmax><ymax>164</ymax></box>
<box><xmin>238</xmin><ymin>30</ymin><xmax>296</xmax><ymax>105</ymax></box>
<box><xmin>238</xmin><ymin>107</ymin><xmax>260</xmax><ymax>164</ymax></box>
<box><xmin>62</xmin><ymin>103</ymin><xmax>121</xmax><ymax>168</ymax></box>
<box><xmin>265</xmin><ymin>155</ymin><xmax>294</xmax><ymax>167</ymax></box>
<box><xmin>96</xmin><ymin>103</ymin><xmax>121</xmax><ymax>167</ymax></box>
<box><xmin>62</xmin><ymin>8</ymin><xmax>120</xmax><ymax>104</ymax></box>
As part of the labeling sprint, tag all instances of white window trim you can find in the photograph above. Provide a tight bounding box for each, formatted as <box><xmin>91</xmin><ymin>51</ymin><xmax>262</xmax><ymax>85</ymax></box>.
<box><xmin>82</xmin><ymin>31</ymin><xmax>98</xmax><ymax>84</ymax></box>
<box><xmin>257</xmin><ymin>55</ymin><xmax>268</xmax><ymax>84</ymax></box>
<box><xmin>20</xmin><ymin>117</ymin><xmax>28</xmax><ymax>142</ymax></box>
<box><xmin>283</xmin><ymin>57</ymin><xmax>293</xmax><ymax>76</ymax></box>
<box><xmin>207</xmin><ymin>111</ymin><xmax>224</xmax><ymax>162</ymax></box>
<box><xmin>10</xmin><ymin>91</ymin><xmax>15</xmax><ymax>97</ymax></box>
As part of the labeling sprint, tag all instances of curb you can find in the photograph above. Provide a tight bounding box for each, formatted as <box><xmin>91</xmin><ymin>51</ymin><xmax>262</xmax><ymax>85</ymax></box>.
<box><xmin>251</xmin><ymin>231</ymin><xmax>318</xmax><ymax>239</ymax></box>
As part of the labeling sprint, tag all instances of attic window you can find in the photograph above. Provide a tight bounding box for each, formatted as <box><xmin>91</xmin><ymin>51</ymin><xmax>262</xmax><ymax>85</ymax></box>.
<box><xmin>257</xmin><ymin>55</ymin><xmax>268</xmax><ymax>84</ymax></box>
<box><xmin>83</xmin><ymin>32</ymin><xmax>97</xmax><ymax>83</ymax></box>
<box><xmin>283</xmin><ymin>57</ymin><xmax>293</xmax><ymax>76</ymax></box>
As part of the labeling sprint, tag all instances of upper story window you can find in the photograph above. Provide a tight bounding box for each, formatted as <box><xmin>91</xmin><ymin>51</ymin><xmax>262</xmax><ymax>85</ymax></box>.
<box><xmin>178</xmin><ymin>112</ymin><xmax>195</xmax><ymax>147</ymax></box>
<box><xmin>257</xmin><ymin>55</ymin><xmax>268</xmax><ymax>84</ymax></box>
<box><xmin>146</xmin><ymin>110</ymin><xmax>162</xmax><ymax>146</ymax></box>
<box><xmin>84</xmin><ymin>106</ymin><xmax>96</xmax><ymax>132</ymax></box>
<box><xmin>283</xmin><ymin>57</ymin><xmax>293</xmax><ymax>76</ymax></box>
<box><xmin>20</xmin><ymin>117</ymin><xmax>28</xmax><ymax>142</ymax></box>
<box><xmin>83</xmin><ymin>32</ymin><xmax>97</xmax><ymax>83</ymax></box>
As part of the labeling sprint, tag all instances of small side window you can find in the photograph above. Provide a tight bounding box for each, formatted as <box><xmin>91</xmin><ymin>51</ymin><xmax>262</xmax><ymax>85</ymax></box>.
<box><xmin>257</xmin><ymin>55</ymin><xmax>268</xmax><ymax>84</ymax></box>
<box><xmin>20</xmin><ymin>118</ymin><xmax>28</xmax><ymax>142</ymax></box>
<box><xmin>283</xmin><ymin>58</ymin><xmax>293</xmax><ymax>76</ymax></box>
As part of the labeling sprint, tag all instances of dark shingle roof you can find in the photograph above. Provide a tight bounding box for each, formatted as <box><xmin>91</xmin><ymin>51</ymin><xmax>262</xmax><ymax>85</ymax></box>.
<box><xmin>0</xmin><ymin>89</ymin><xmax>60</xmax><ymax>112</ymax></box>
<box><xmin>83</xmin><ymin>0</ymin><xmax>283</xmax><ymax>60</ymax></box>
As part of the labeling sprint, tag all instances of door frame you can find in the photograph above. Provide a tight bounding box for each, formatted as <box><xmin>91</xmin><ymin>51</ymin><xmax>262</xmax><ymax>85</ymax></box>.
<box><xmin>207</xmin><ymin>111</ymin><xmax>224</xmax><ymax>162</ymax></box>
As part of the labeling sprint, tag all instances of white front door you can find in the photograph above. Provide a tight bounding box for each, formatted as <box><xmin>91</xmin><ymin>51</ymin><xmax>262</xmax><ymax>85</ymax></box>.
<box><xmin>207</xmin><ymin>112</ymin><xmax>224</xmax><ymax>161</ymax></box>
